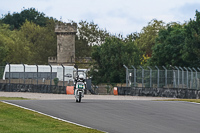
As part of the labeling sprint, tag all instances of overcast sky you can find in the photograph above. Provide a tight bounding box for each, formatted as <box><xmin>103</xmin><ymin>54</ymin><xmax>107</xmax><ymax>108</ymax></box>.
<box><xmin>1</xmin><ymin>0</ymin><xmax>200</xmax><ymax>36</ymax></box>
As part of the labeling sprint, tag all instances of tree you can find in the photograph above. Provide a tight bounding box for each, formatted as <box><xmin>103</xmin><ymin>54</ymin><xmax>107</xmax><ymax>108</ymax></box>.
<box><xmin>19</xmin><ymin>20</ymin><xmax>56</xmax><ymax>64</ymax></box>
<box><xmin>0</xmin><ymin>15</ymin><xmax>57</xmax><ymax>65</ymax></box>
<box><xmin>1</xmin><ymin>8</ymin><xmax>48</xmax><ymax>30</ymax></box>
<box><xmin>182</xmin><ymin>10</ymin><xmax>200</xmax><ymax>67</ymax></box>
<box><xmin>75</xmin><ymin>36</ymin><xmax>91</xmax><ymax>58</ymax></box>
<box><xmin>0</xmin><ymin>24</ymin><xmax>11</xmax><ymax>65</ymax></box>
<box><xmin>135</xmin><ymin>19</ymin><xmax>165</xmax><ymax>56</ymax></box>
<box><xmin>6</xmin><ymin>31</ymin><xmax>31</xmax><ymax>64</ymax></box>
<box><xmin>148</xmin><ymin>24</ymin><xmax>186</xmax><ymax>67</ymax></box>
<box><xmin>0</xmin><ymin>23</ymin><xmax>32</xmax><ymax>64</ymax></box>
<box><xmin>75</xmin><ymin>20</ymin><xmax>110</xmax><ymax>59</ymax></box>
<box><xmin>77</xmin><ymin>20</ymin><xmax>110</xmax><ymax>46</ymax></box>
<box><xmin>124</xmin><ymin>32</ymin><xmax>140</xmax><ymax>42</ymax></box>
<box><xmin>90</xmin><ymin>36</ymin><xmax>141</xmax><ymax>84</ymax></box>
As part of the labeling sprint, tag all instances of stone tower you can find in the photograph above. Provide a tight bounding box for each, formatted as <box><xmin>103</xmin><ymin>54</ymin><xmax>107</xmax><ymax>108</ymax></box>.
<box><xmin>48</xmin><ymin>23</ymin><xmax>77</xmax><ymax>66</ymax></box>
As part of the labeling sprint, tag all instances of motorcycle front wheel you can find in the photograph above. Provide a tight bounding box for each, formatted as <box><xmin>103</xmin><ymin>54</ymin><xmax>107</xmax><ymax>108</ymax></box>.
<box><xmin>78</xmin><ymin>92</ymin><xmax>82</xmax><ymax>103</ymax></box>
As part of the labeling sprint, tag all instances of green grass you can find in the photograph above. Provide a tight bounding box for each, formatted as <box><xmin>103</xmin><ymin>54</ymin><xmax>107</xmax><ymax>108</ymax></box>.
<box><xmin>163</xmin><ymin>99</ymin><xmax>200</xmax><ymax>103</ymax></box>
<box><xmin>0</xmin><ymin>102</ymin><xmax>103</xmax><ymax>133</ymax></box>
<box><xmin>0</xmin><ymin>97</ymin><xmax>30</xmax><ymax>100</ymax></box>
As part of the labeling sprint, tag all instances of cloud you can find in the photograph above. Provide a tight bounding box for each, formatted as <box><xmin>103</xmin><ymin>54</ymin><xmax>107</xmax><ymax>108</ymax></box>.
<box><xmin>170</xmin><ymin>2</ymin><xmax>200</xmax><ymax>23</ymax></box>
<box><xmin>179</xmin><ymin>2</ymin><xmax>200</xmax><ymax>15</ymax></box>
<box><xmin>178</xmin><ymin>2</ymin><xmax>200</xmax><ymax>21</ymax></box>
<box><xmin>0</xmin><ymin>9</ymin><xmax>6</xmax><ymax>17</ymax></box>
<box><xmin>1</xmin><ymin>0</ymin><xmax>200</xmax><ymax>36</ymax></box>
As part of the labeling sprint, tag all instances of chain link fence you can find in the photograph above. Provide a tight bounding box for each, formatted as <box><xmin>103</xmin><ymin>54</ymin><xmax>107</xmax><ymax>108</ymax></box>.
<box><xmin>124</xmin><ymin>65</ymin><xmax>200</xmax><ymax>90</ymax></box>
<box><xmin>0</xmin><ymin>65</ymin><xmax>75</xmax><ymax>93</ymax></box>
<box><xmin>0</xmin><ymin>65</ymin><xmax>75</xmax><ymax>86</ymax></box>
<box><xmin>0</xmin><ymin>64</ymin><xmax>96</xmax><ymax>94</ymax></box>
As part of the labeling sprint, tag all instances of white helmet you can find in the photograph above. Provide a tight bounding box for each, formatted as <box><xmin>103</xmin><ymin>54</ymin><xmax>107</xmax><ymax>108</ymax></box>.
<box><xmin>79</xmin><ymin>74</ymin><xmax>84</xmax><ymax>80</ymax></box>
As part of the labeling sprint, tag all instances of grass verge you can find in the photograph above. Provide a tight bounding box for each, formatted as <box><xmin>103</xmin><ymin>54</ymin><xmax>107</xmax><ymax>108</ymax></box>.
<box><xmin>161</xmin><ymin>99</ymin><xmax>200</xmax><ymax>103</ymax></box>
<box><xmin>0</xmin><ymin>102</ymin><xmax>103</xmax><ymax>133</ymax></box>
<box><xmin>0</xmin><ymin>97</ymin><xmax>29</xmax><ymax>100</ymax></box>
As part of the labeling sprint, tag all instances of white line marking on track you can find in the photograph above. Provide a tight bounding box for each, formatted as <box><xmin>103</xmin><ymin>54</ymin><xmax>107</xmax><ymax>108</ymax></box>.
<box><xmin>185</xmin><ymin>101</ymin><xmax>200</xmax><ymax>105</ymax></box>
<box><xmin>166</xmin><ymin>101</ymin><xmax>200</xmax><ymax>105</ymax></box>
<box><xmin>2</xmin><ymin>101</ymin><xmax>107</xmax><ymax>133</ymax></box>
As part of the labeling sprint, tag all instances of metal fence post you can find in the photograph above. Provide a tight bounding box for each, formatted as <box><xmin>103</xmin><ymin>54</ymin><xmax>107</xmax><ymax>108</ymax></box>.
<box><xmin>173</xmin><ymin>70</ymin><xmax>176</xmax><ymax>88</ymax></box>
<box><xmin>139</xmin><ymin>66</ymin><xmax>144</xmax><ymax>88</ymax></box>
<box><xmin>35</xmin><ymin>64</ymin><xmax>38</xmax><ymax>88</ymax></box>
<box><xmin>128</xmin><ymin>71</ymin><xmax>132</xmax><ymax>87</ymax></box>
<box><xmin>179</xmin><ymin>67</ymin><xmax>184</xmax><ymax>88</ymax></box>
<box><xmin>123</xmin><ymin>65</ymin><xmax>129</xmax><ymax>87</ymax></box>
<box><xmin>131</xmin><ymin>65</ymin><xmax>136</xmax><ymax>87</ymax></box>
<box><xmin>61</xmin><ymin>64</ymin><xmax>65</xmax><ymax>88</ymax></box>
<box><xmin>175</xmin><ymin>66</ymin><xmax>179</xmax><ymax>88</ymax></box>
<box><xmin>7</xmin><ymin>63</ymin><xmax>10</xmax><ymax>91</ymax></box>
<box><xmin>192</xmin><ymin>67</ymin><xmax>197</xmax><ymax>89</ymax></box>
<box><xmin>188</xmin><ymin>67</ymin><xmax>193</xmax><ymax>89</ymax></box>
<box><xmin>183</xmin><ymin>67</ymin><xmax>188</xmax><ymax>88</ymax></box>
<box><xmin>155</xmin><ymin>66</ymin><xmax>159</xmax><ymax>88</ymax></box>
<box><xmin>49</xmin><ymin>63</ymin><xmax>52</xmax><ymax>90</ymax></box>
<box><xmin>22</xmin><ymin>63</ymin><xmax>25</xmax><ymax>84</ymax></box>
<box><xmin>162</xmin><ymin>66</ymin><xmax>167</xmax><ymax>87</ymax></box>
<box><xmin>197</xmin><ymin>67</ymin><xmax>200</xmax><ymax>90</ymax></box>
<box><xmin>147</xmin><ymin>66</ymin><xmax>152</xmax><ymax>88</ymax></box>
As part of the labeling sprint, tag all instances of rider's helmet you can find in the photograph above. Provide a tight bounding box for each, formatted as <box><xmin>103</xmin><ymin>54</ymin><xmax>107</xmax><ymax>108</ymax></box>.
<box><xmin>79</xmin><ymin>74</ymin><xmax>84</xmax><ymax>81</ymax></box>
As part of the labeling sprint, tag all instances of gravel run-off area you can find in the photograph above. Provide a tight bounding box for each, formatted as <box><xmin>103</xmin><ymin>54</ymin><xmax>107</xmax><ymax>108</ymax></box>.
<box><xmin>0</xmin><ymin>92</ymin><xmax>175</xmax><ymax>100</ymax></box>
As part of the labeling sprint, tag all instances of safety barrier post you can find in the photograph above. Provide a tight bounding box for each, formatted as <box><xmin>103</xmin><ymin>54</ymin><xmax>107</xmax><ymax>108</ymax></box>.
<box><xmin>147</xmin><ymin>66</ymin><xmax>152</xmax><ymax>88</ymax></box>
<box><xmin>7</xmin><ymin>62</ymin><xmax>10</xmax><ymax>91</ymax></box>
<box><xmin>61</xmin><ymin>64</ymin><xmax>65</xmax><ymax>89</ymax></box>
<box><xmin>175</xmin><ymin>66</ymin><xmax>179</xmax><ymax>88</ymax></box>
<box><xmin>183</xmin><ymin>67</ymin><xmax>188</xmax><ymax>88</ymax></box>
<box><xmin>179</xmin><ymin>67</ymin><xmax>184</xmax><ymax>88</ymax></box>
<box><xmin>197</xmin><ymin>67</ymin><xmax>200</xmax><ymax>90</ymax></box>
<box><xmin>49</xmin><ymin>63</ymin><xmax>52</xmax><ymax>90</ymax></box>
<box><xmin>123</xmin><ymin>65</ymin><xmax>129</xmax><ymax>87</ymax></box>
<box><xmin>139</xmin><ymin>66</ymin><xmax>144</xmax><ymax>88</ymax></box>
<box><xmin>131</xmin><ymin>65</ymin><xmax>136</xmax><ymax>87</ymax></box>
<box><xmin>192</xmin><ymin>67</ymin><xmax>198</xmax><ymax>89</ymax></box>
<box><xmin>22</xmin><ymin>63</ymin><xmax>25</xmax><ymax>84</ymax></box>
<box><xmin>35</xmin><ymin>64</ymin><xmax>38</xmax><ymax>90</ymax></box>
<box><xmin>155</xmin><ymin>66</ymin><xmax>159</xmax><ymax>88</ymax></box>
<box><xmin>188</xmin><ymin>67</ymin><xmax>193</xmax><ymax>89</ymax></box>
<box><xmin>162</xmin><ymin>66</ymin><xmax>167</xmax><ymax>87</ymax></box>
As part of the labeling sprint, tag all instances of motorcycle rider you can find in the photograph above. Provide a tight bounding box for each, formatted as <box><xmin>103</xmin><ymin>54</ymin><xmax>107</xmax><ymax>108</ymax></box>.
<box><xmin>74</xmin><ymin>73</ymin><xmax>86</xmax><ymax>96</ymax></box>
<box><xmin>74</xmin><ymin>74</ymin><xmax>85</xmax><ymax>89</ymax></box>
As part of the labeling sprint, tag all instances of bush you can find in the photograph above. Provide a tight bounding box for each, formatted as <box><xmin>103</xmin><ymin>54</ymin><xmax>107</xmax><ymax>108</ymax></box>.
<box><xmin>53</xmin><ymin>78</ymin><xmax>59</xmax><ymax>86</ymax></box>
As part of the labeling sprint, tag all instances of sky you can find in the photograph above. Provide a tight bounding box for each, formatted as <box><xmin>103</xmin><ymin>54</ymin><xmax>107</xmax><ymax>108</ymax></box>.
<box><xmin>1</xmin><ymin>0</ymin><xmax>200</xmax><ymax>36</ymax></box>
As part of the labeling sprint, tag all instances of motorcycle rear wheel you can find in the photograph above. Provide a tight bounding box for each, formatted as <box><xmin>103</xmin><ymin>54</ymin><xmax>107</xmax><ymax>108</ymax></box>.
<box><xmin>78</xmin><ymin>92</ymin><xmax>82</xmax><ymax>103</ymax></box>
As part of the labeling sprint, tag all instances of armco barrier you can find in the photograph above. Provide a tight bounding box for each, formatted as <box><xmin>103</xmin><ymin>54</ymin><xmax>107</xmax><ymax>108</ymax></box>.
<box><xmin>0</xmin><ymin>83</ymin><xmax>66</xmax><ymax>94</ymax></box>
<box><xmin>116</xmin><ymin>87</ymin><xmax>200</xmax><ymax>99</ymax></box>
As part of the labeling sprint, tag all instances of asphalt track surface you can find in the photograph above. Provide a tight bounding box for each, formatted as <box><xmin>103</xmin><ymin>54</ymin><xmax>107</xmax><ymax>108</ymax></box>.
<box><xmin>3</xmin><ymin>99</ymin><xmax>200</xmax><ymax>133</ymax></box>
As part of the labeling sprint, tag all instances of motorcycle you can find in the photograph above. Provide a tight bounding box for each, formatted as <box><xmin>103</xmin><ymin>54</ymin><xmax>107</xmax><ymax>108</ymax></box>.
<box><xmin>73</xmin><ymin>65</ymin><xmax>87</xmax><ymax>103</ymax></box>
<box><xmin>75</xmin><ymin>81</ymin><xmax>85</xmax><ymax>103</ymax></box>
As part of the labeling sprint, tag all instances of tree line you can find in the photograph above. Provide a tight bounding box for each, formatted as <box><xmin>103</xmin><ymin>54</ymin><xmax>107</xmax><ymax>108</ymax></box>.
<box><xmin>0</xmin><ymin>8</ymin><xmax>200</xmax><ymax>84</ymax></box>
